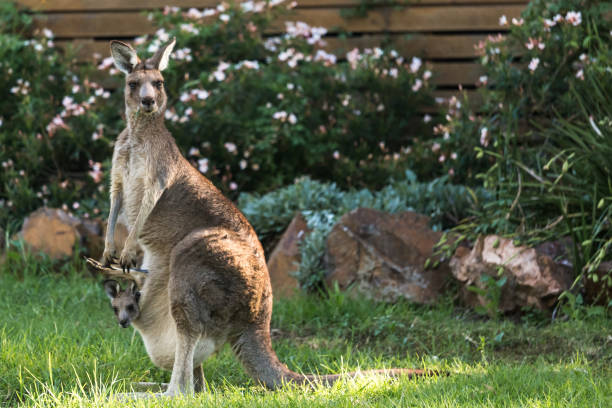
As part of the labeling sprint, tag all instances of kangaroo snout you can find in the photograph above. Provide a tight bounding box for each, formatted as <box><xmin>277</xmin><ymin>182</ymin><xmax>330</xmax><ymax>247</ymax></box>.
<box><xmin>141</xmin><ymin>96</ymin><xmax>156</xmax><ymax>111</ymax></box>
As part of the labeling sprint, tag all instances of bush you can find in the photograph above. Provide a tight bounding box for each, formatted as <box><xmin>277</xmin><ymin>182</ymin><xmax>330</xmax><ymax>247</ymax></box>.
<box><xmin>2</xmin><ymin>1</ymin><xmax>442</xmax><ymax>228</ymax></box>
<box><xmin>430</xmin><ymin>0</ymin><xmax>612</xmax><ymax>298</ymax></box>
<box><xmin>238</xmin><ymin>172</ymin><xmax>489</xmax><ymax>290</ymax></box>
<box><xmin>0</xmin><ymin>2</ymin><xmax>119</xmax><ymax>227</ymax></box>
<box><xmin>431</xmin><ymin>0</ymin><xmax>611</xmax><ymax>184</ymax></box>
<box><xmin>101</xmin><ymin>2</ymin><xmax>438</xmax><ymax>195</ymax></box>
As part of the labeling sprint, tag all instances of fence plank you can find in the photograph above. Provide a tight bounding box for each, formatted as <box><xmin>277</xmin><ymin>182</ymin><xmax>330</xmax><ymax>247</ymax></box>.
<box><xmin>19</xmin><ymin>0</ymin><xmax>529</xmax><ymax>12</ymax></box>
<box><xmin>58</xmin><ymin>34</ymin><xmax>488</xmax><ymax>61</ymax></box>
<box><xmin>34</xmin><ymin>6</ymin><xmax>523</xmax><ymax>37</ymax></box>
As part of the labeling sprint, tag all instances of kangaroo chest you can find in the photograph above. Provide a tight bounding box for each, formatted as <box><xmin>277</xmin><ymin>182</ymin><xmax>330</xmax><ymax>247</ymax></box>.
<box><xmin>121</xmin><ymin>147</ymin><xmax>152</xmax><ymax>228</ymax></box>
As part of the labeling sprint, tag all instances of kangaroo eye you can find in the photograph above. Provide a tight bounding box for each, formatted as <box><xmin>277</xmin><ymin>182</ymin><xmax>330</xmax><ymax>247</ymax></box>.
<box><xmin>127</xmin><ymin>305</ymin><xmax>135</xmax><ymax>312</ymax></box>
<box><xmin>128</xmin><ymin>81</ymin><xmax>138</xmax><ymax>90</ymax></box>
<box><xmin>153</xmin><ymin>80</ymin><xmax>163</xmax><ymax>89</ymax></box>
<box><xmin>112</xmin><ymin>307</ymin><xmax>118</xmax><ymax>314</ymax></box>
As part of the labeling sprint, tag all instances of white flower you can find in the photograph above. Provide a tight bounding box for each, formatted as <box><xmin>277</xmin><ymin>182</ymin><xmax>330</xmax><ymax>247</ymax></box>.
<box><xmin>219</xmin><ymin>14</ymin><xmax>230</xmax><ymax>23</ymax></box>
<box><xmin>479</xmin><ymin>75</ymin><xmax>488</xmax><ymax>85</ymax></box>
<box><xmin>197</xmin><ymin>158</ymin><xmax>209</xmax><ymax>173</ymax></box>
<box><xmin>239</xmin><ymin>159</ymin><xmax>247</xmax><ymax>169</ymax></box>
<box><xmin>499</xmin><ymin>15</ymin><xmax>508</xmax><ymax>26</ymax></box>
<box><xmin>202</xmin><ymin>9</ymin><xmax>216</xmax><ymax>17</ymax></box>
<box><xmin>565</xmin><ymin>11</ymin><xmax>581</xmax><ymax>26</ymax></box>
<box><xmin>195</xmin><ymin>89</ymin><xmax>209</xmax><ymax>100</ymax></box>
<box><xmin>575</xmin><ymin>69</ymin><xmax>584</xmax><ymax>80</ymax></box>
<box><xmin>229</xmin><ymin>182</ymin><xmax>238</xmax><ymax>190</ymax></box>
<box><xmin>512</xmin><ymin>17</ymin><xmax>524</xmax><ymax>26</ymax></box>
<box><xmin>188</xmin><ymin>147</ymin><xmax>200</xmax><ymax>156</ymax></box>
<box><xmin>333</xmin><ymin>151</ymin><xmax>340</xmax><ymax>160</ymax></box>
<box><xmin>528</xmin><ymin>57</ymin><xmax>540</xmax><ymax>72</ymax></box>
<box><xmin>42</xmin><ymin>28</ymin><xmax>54</xmax><ymax>38</ymax></box>
<box><xmin>423</xmin><ymin>114</ymin><xmax>432</xmax><ymax>123</ymax></box>
<box><xmin>273</xmin><ymin>111</ymin><xmax>287</xmax><ymax>121</ymax></box>
<box><xmin>432</xmin><ymin>142</ymin><xmax>441</xmax><ymax>152</ymax></box>
<box><xmin>423</xmin><ymin>70</ymin><xmax>432</xmax><ymax>80</ymax></box>
<box><xmin>409</xmin><ymin>57</ymin><xmax>422</xmax><ymax>73</ymax></box>
<box><xmin>480</xmin><ymin>127</ymin><xmax>489</xmax><ymax>147</ymax></box>
<box><xmin>213</xmin><ymin>70</ymin><xmax>226</xmax><ymax>81</ymax></box>
<box><xmin>224</xmin><ymin>142</ymin><xmax>237</xmax><ymax>153</ymax></box>
<box><xmin>412</xmin><ymin>79</ymin><xmax>423</xmax><ymax>92</ymax></box>
<box><xmin>287</xmin><ymin>83</ymin><xmax>295</xmax><ymax>90</ymax></box>
<box><xmin>288</xmin><ymin>113</ymin><xmax>297</xmax><ymax>124</ymax></box>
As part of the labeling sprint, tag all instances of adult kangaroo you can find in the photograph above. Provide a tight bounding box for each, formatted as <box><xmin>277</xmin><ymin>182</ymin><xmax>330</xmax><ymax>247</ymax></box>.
<box><xmin>103</xmin><ymin>38</ymin><xmax>429</xmax><ymax>396</ymax></box>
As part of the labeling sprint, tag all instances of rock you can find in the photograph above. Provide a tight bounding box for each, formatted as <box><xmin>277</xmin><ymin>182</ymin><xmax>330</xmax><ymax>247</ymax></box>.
<box><xmin>18</xmin><ymin>207</ymin><xmax>133</xmax><ymax>260</ymax></box>
<box><xmin>324</xmin><ymin>208</ymin><xmax>450</xmax><ymax>304</ymax></box>
<box><xmin>450</xmin><ymin>235</ymin><xmax>573</xmax><ymax>312</ymax></box>
<box><xmin>20</xmin><ymin>208</ymin><xmax>82</xmax><ymax>259</ymax></box>
<box><xmin>266</xmin><ymin>214</ymin><xmax>310</xmax><ymax>297</ymax></box>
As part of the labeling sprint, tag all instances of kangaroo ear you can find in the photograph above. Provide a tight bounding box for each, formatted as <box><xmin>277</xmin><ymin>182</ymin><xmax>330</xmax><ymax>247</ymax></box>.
<box><xmin>128</xmin><ymin>281</ymin><xmax>139</xmax><ymax>296</ymax></box>
<box><xmin>110</xmin><ymin>40</ymin><xmax>139</xmax><ymax>74</ymax></box>
<box><xmin>148</xmin><ymin>37</ymin><xmax>175</xmax><ymax>71</ymax></box>
<box><xmin>103</xmin><ymin>280</ymin><xmax>120</xmax><ymax>299</ymax></box>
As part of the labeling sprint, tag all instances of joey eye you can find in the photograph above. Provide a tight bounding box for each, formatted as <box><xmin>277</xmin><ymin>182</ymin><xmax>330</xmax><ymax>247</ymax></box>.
<box><xmin>128</xmin><ymin>82</ymin><xmax>138</xmax><ymax>90</ymax></box>
<box><xmin>127</xmin><ymin>305</ymin><xmax>135</xmax><ymax>312</ymax></box>
<box><xmin>112</xmin><ymin>307</ymin><xmax>118</xmax><ymax>314</ymax></box>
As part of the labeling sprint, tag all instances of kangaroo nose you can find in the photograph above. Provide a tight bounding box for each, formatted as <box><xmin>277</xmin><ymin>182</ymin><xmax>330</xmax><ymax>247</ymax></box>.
<box><xmin>141</xmin><ymin>97</ymin><xmax>155</xmax><ymax>107</ymax></box>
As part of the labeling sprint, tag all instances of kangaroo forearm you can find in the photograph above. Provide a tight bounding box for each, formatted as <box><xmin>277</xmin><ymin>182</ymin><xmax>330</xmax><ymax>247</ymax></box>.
<box><xmin>105</xmin><ymin>192</ymin><xmax>123</xmax><ymax>248</ymax></box>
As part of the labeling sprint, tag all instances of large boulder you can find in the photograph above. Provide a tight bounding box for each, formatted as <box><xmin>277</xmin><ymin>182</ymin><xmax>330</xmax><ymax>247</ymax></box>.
<box><xmin>266</xmin><ymin>214</ymin><xmax>310</xmax><ymax>297</ymax></box>
<box><xmin>20</xmin><ymin>208</ymin><xmax>83</xmax><ymax>259</ymax></box>
<box><xmin>324</xmin><ymin>208</ymin><xmax>450</xmax><ymax>304</ymax></box>
<box><xmin>18</xmin><ymin>207</ymin><xmax>129</xmax><ymax>260</ymax></box>
<box><xmin>450</xmin><ymin>235</ymin><xmax>573</xmax><ymax>312</ymax></box>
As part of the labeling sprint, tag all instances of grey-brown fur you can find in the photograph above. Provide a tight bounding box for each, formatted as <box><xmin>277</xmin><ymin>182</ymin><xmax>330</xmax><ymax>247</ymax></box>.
<box><xmin>103</xmin><ymin>38</ymin><xmax>430</xmax><ymax>396</ymax></box>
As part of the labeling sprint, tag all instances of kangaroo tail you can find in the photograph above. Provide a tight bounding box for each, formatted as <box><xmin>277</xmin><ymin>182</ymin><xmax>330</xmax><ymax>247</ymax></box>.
<box><xmin>233</xmin><ymin>327</ymin><xmax>439</xmax><ymax>390</ymax></box>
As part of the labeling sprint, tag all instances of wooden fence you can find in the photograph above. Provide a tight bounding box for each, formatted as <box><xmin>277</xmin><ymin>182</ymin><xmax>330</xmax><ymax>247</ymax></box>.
<box><xmin>19</xmin><ymin>0</ymin><xmax>529</xmax><ymax>98</ymax></box>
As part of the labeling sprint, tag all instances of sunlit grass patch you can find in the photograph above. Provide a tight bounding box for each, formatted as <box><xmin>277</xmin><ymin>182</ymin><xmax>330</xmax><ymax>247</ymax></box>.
<box><xmin>0</xmin><ymin>257</ymin><xmax>610</xmax><ymax>407</ymax></box>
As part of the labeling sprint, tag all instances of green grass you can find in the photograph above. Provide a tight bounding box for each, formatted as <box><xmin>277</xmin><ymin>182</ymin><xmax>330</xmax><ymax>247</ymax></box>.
<box><xmin>0</xmin><ymin>249</ymin><xmax>610</xmax><ymax>407</ymax></box>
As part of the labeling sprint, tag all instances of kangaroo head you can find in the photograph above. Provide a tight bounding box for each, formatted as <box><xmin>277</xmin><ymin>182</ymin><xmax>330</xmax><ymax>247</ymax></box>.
<box><xmin>110</xmin><ymin>38</ymin><xmax>176</xmax><ymax>117</ymax></box>
<box><xmin>103</xmin><ymin>279</ymin><xmax>141</xmax><ymax>328</ymax></box>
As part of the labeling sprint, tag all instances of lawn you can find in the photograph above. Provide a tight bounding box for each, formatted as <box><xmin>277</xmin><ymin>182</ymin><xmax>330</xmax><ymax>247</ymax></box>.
<box><xmin>0</xmin><ymin>251</ymin><xmax>610</xmax><ymax>407</ymax></box>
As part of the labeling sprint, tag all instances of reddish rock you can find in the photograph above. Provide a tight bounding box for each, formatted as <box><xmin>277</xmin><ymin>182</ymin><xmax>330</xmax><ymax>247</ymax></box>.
<box><xmin>325</xmin><ymin>208</ymin><xmax>450</xmax><ymax>304</ymax></box>
<box><xmin>20</xmin><ymin>208</ymin><xmax>82</xmax><ymax>259</ymax></box>
<box><xmin>267</xmin><ymin>214</ymin><xmax>310</xmax><ymax>297</ymax></box>
<box><xmin>450</xmin><ymin>235</ymin><xmax>573</xmax><ymax>312</ymax></box>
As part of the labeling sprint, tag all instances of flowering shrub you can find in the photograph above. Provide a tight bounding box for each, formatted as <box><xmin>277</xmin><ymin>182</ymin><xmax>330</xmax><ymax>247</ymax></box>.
<box><xmin>430</xmin><ymin>0</ymin><xmax>611</xmax><ymax>184</ymax></box>
<box><xmin>429</xmin><ymin>0</ymin><xmax>612</xmax><ymax>302</ymax></box>
<box><xmin>0</xmin><ymin>2</ymin><xmax>119</xmax><ymax>227</ymax></box>
<box><xmin>96</xmin><ymin>1</ymin><xmax>437</xmax><ymax>195</ymax></box>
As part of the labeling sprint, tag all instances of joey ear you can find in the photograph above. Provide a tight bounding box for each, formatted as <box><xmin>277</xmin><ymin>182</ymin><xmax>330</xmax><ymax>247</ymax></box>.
<box><xmin>128</xmin><ymin>281</ymin><xmax>139</xmax><ymax>296</ymax></box>
<box><xmin>148</xmin><ymin>37</ymin><xmax>176</xmax><ymax>71</ymax></box>
<box><xmin>103</xmin><ymin>280</ymin><xmax>120</xmax><ymax>299</ymax></box>
<box><xmin>110</xmin><ymin>40</ymin><xmax>140</xmax><ymax>74</ymax></box>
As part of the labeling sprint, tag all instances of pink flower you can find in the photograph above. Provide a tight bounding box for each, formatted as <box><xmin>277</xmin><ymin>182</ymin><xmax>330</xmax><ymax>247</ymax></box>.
<box><xmin>288</xmin><ymin>113</ymin><xmax>297</xmax><ymax>124</ymax></box>
<box><xmin>511</xmin><ymin>17</ymin><xmax>524</xmax><ymax>26</ymax></box>
<box><xmin>576</xmin><ymin>69</ymin><xmax>584</xmax><ymax>80</ymax></box>
<box><xmin>333</xmin><ymin>151</ymin><xmax>340</xmax><ymax>160</ymax></box>
<box><xmin>224</xmin><ymin>142</ymin><xmax>237</xmax><ymax>153</ymax></box>
<box><xmin>229</xmin><ymin>182</ymin><xmax>238</xmax><ymax>190</ymax></box>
